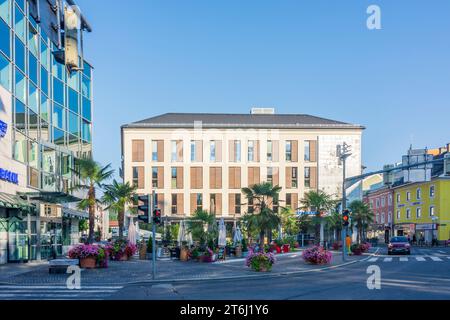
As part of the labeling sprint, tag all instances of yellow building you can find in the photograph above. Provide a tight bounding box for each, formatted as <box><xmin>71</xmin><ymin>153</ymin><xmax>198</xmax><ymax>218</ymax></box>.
<box><xmin>393</xmin><ymin>177</ymin><xmax>450</xmax><ymax>243</ymax></box>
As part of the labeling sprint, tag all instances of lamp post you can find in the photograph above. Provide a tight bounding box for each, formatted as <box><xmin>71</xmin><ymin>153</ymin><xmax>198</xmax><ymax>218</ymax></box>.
<box><xmin>337</xmin><ymin>143</ymin><xmax>352</xmax><ymax>261</ymax></box>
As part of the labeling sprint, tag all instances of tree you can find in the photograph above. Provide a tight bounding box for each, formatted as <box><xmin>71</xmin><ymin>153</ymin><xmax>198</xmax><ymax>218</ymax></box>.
<box><xmin>241</xmin><ymin>182</ymin><xmax>282</xmax><ymax>246</ymax></box>
<box><xmin>72</xmin><ymin>158</ymin><xmax>114</xmax><ymax>243</ymax></box>
<box><xmin>299</xmin><ymin>190</ymin><xmax>336</xmax><ymax>245</ymax></box>
<box><xmin>102</xmin><ymin>180</ymin><xmax>137</xmax><ymax>239</ymax></box>
<box><xmin>280</xmin><ymin>207</ymin><xmax>299</xmax><ymax>237</ymax></box>
<box><xmin>325</xmin><ymin>210</ymin><xmax>343</xmax><ymax>242</ymax></box>
<box><xmin>187</xmin><ymin>209</ymin><xmax>217</xmax><ymax>247</ymax></box>
<box><xmin>348</xmin><ymin>200</ymin><xmax>374</xmax><ymax>243</ymax></box>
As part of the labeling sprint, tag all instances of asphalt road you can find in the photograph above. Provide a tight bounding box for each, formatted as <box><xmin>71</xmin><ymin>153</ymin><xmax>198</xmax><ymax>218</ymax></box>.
<box><xmin>109</xmin><ymin>246</ymin><xmax>450</xmax><ymax>300</ymax></box>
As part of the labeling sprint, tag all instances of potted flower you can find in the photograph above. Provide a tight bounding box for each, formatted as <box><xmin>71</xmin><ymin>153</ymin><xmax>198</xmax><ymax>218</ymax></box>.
<box><xmin>146</xmin><ymin>236</ymin><xmax>153</xmax><ymax>260</ymax></box>
<box><xmin>108</xmin><ymin>239</ymin><xmax>137</xmax><ymax>261</ymax></box>
<box><xmin>190</xmin><ymin>246</ymin><xmax>201</xmax><ymax>261</ymax></box>
<box><xmin>199</xmin><ymin>247</ymin><xmax>215</xmax><ymax>263</ymax></box>
<box><xmin>68</xmin><ymin>244</ymin><xmax>100</xmax><ymax>269</ymax></box>
<box><xmin>351</xmin><ymin>243</ymin><xmax>362</xmax><ymax>255</ymax></box>
<box><xmin>97</xmin><ymin>246</ymin><xmax>109</xmax><ymax>268</ymax></box>
<box><xmin>139</xmin><ymin>239</ymin><xmax>147</xmax><ymax>260</ymax></box>
<box><xmin>302</xmin><ymin>246</ymin><xmax>332</xmax><ymax>265</ymax></box>
<box><xmin>332</xmin><ymin>242</ymin><xmax>342</xmax><ymax>251</ymax></box>
<box><xmin>180</xmin><ymin>241</ymin><xmax>190</xmax><ymax>261</ymax></box>
<box><xmin>245</xmin><ymin>251</ymin><xmax>276</xmax><ymax>272</ymax></box>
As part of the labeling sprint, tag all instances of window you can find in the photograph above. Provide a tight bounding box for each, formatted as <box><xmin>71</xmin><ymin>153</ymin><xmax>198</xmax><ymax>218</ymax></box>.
<box><xmin>416</xmin><ymin>188</ymin><xmax>421</xmax><ymax>200</ymax></box>
<box><xmin>28</xmin><ymin>54</ymin><xmax>38</xmax><ymax>85</ymax></box>
<box><xmin>381</xmin><ymin>214</ymin><xmax>385</xmax><ymax>224</ymax></box>
<box><xmin>152</xmin><ymin>167</ymin><xmax>158</xmax><ymax>188</ymax></box>
<box><xmin>0</xmin><ymin>52</ymin><xmax>11</xmax><ymax>91</ymax></box>
<box><xmin>171</xmin><ymin>194</ymin><xmax>177</xmax><ymax>214</ymax></box>
<box><xmin>15</xmin><ymin>68</ymin><xmax>26</xmax><ymax>103</ymax></box>
<box><xmin>210</xmin><ymin>140</ymin><xmax>216</xmax><ymax>162</ymax></box>
<box><xmin>406</xmin><ymin>192</ymin><xmax>411</xmax><ymax>201</ymax></box>
<box><xmin>171</xmin><ymin>167</ymin><xmax>177</xmax><ymax>188</ymax></box>
<box><xmin>429</xmin><ymin>206</ymin><xmax>435</xmax><ymax>217</ymax></box>
<box><xmin>82</xmin><ymin>97</ymin><xmax>91</xmax><ymax>120</ymax></box>
<box><xmin>388</xmin><ymin>195</ymin><xmax>392</xmax><ymax>206</ymax></box>
<box><xmin>267</xmin><ymin>140</ymin><xmax>273</xmax><ymax>161</ymax></box>
<box><xmin>376</xmin><ymin>214</ymin><xmax>379</xmax><ymax>223</ymax></box>
<box><xmin>397</xmin><ymin>210</ymin><xmax>400</xmax><ymax>220</ymax></box>
<box><xmin>406</xmin><ymin>208</ymin><xmax>411</xmax><ymax>219</ymax></box>
<box><xmin>190</xmin><ymin>140</ymin><xmax>195</xmax><ymax>161</ymax></box>
<box><xmin>132</xmin><ymin>167</ymin><xmax>144</xmax><ymax>188</ymax></box>
<box><xmin>376</xmin><ymin>199</ymin><xmax>380</xmax><ymax>208</ymax></box>
<box><xmin>196</xmin><ymin>193</ymin><xmax>203</xmax><ymax>211</ymax></box>
<box><xmin>235</xmin><ymin>194</ymin><xmax>241</xmax><ymax>214</ymax></box>
<box><xmin>229</xmin><ymin>140</ymin><xmax>241</xmax><ymax>162</ymax></box>
<box><xmin>416</xmin><ymin>207</ymin><xmax>421</xmax><ymax>218</ymax></box>
<box><xmin>13</xmin><ymin>130</ymin><xmax>26</xmax><ymax>162</ymax></box>
<box><xmin>14</xmin><ymin>5</ymin><xmax>25</xmax><ymax>41</ymax></box>
<box><xmin>68</xmin><ymin>88</ymin><xmax>78</xmax><ymax>113</ymax></box>
<box><xmin>40</xmin><ymin>39</ymin><xmax>49</xmax><ymax>70</ymax></box>
<box><xmin>53</xmin><ymin>104</ymin><xmax>64</xmax><ymax>129</ymax></box>
<box><xmin>248</xmin><ymin>197</ymin><xmax>254</xmax><ymax>214</ymax></box>
<box><xmin>304</xmin><ymin>141</ymin><xmax>311</xmax><ymax>161</ymax></box>
<box><xmin>68</xmin><ymin>112</ymin><xmax>79</xmax><ymax>135</ymax></box>
<box><xmin>267</xmin><ymin>167</ymin><xmax>273</xmax><ymax>185</ymax></box>
<box><xmin>152</xmin><ymin>141</ymin><xmax>158</xmax><ymax>161</ymax></box>
<box><xmin>82</xmin><ymin>120</ymin><xmax>91</xmax><ymax>142</ymax></box>
<box><xmin>82</xmin><ymin>75</ymin><xmax>91</xmax><ymax>98</ymax></box>
<box><xmin>28</xmin><ymin>24</ymin><xmax>38</xmax><ymax>57</ymax></box>
<box><xmin>190</xmin><ymin>140</ymin><xmax>202</xmax><ymax>162</ymax></box>
<box><xmin>388</xmin><ymin>213</ymin><xmax>392</xmax><ymax>223</ymax></box>
<box><xmin>248</xmin><ymin>140</ymin><xmax>254</xmax><ymax>161</ymax></box>
<box><xmin>381</xmin><ymin>197</ymin><xmax>385</xmax><ymax>207</ymax></box>
<box><xmin>0</xmin><ymin>18</ymin><xmax>10</xmax><ymax>57</ymax></box>
<box><xmin>397</xmin><ymin>193</ymin><xmax>401</xmax><ymax>203</ymax></box>
<box><xmin>235</xmin><ymin>141</ymin><xmax>241</xmax><ymax>162</ymax></box>
<box><xmin>0</xmin><ymin>0</ymin><xmax>11</xmax><ymax>25</ymax></box>
<box><xmin>171</xmin><ymin>140</ymin><xmax>182</xmax><ymax>162</ymax></box>
<box><xmin>53</xmin><ymin>77</ymin><xmax>64</xmax><ymax>105</ymax></box>
<box><xmin>28</xmin><ymin>82</ymin><xmax>38</xmax><ymax>113</ymax></box>
<box><xmin>304</xmin><ymin>167</ymin><xmax>310</xmax><ymax>188</ymax></box>
<box><xmin>285</xmin><ymin>141</ymin><xmax>292</xmax><ymax>161</ymax></box>
<box><xmin>41</xmin><ymin>66</ymin><xmax>48</xmax><ymax>96</ymax></box>
<box><xmin>14</xmin><ymin>36</ymin><xmax>25</xmax><ymax>73</ymax></box>
<box><xmin>430</xmin><ymin>186</ymin><xmax>435</xmax><ymax>198</ymax></box>
<box><xmin>292</xmin><ymin>168</ymin><xmax>298</xmax><ymax>188</ymax></box>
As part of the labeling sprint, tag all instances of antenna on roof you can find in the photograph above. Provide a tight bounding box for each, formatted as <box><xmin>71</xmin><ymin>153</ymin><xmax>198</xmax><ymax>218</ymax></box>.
<box><xmin>250</xmin><ymin>108</ymin><xmax>275</xmax><ymax>115</ymax></box>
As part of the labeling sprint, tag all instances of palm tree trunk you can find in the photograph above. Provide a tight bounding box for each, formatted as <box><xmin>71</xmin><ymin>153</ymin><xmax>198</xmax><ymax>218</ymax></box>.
<box><xmin>118</xmin><ymin>208</ymin><xmax>124</xmax><ymax>239</ymax></box>
<box><xmin>88</xmin><ymin>185</ymin><xmax>95</xmax><ymax>244</ymax></box>
<box><xmin>259</xmin><ymin>230</ymin><xmax>265</xmax><ymax>249</ymax></box>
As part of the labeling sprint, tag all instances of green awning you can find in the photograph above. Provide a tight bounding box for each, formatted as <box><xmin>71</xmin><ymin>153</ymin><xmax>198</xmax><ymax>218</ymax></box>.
<box><xmin>0</xmin><ymin>192</ymin><xmax>35</xmax><ymax>211</ymax></box>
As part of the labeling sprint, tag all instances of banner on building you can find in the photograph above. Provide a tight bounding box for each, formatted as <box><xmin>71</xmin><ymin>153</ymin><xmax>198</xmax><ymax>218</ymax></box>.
<box><xmin>64</xmin><ymin>5</ymin><xmax>80</xmax><ymax>71</ymax></box>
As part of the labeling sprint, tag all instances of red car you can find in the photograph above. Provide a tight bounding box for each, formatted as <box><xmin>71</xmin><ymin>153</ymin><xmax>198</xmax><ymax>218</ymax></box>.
<box><xmin>388</xmin><ymin>236</ymin><xmax>411</xmax><ymax>255</ymax></box>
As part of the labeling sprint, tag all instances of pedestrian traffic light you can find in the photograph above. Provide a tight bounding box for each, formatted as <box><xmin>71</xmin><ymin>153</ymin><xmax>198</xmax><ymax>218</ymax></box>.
<box><xmin>135</xmin><ymin>194</ymin><xmax>151</xmax><ymax>223</ymax></box>
<box><xmin>342</xmin><ymin>209</ymin><xmax>350</xmax><ymax>227</ymax></box>
<box><xmin>153</xmin><ymin>208</ymin><xmax>161</xmax><ymax>225</ymax></box>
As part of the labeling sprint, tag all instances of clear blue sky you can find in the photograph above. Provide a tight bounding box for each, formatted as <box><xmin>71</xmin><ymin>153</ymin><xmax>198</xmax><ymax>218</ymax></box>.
<box><xmin>76</xmin><ymin>0</ymin><xmax>450</xmax><ymax>176</ymax></box>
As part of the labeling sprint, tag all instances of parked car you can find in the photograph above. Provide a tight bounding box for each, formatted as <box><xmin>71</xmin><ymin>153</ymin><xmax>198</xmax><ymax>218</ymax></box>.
<box><xmin>388</xmin><ymin>236</ymin><xmax>411</xmax><ymax>255</ymax></box>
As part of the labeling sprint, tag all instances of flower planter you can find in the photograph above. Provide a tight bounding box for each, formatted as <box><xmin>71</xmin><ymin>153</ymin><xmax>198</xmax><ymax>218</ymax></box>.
<box><xmin>282</xmin><ymin>244</ymin><xmax>290</xmax><ymax>253</ymax></box>
<box><xmin>180</xmin><ymin>248</ymin><xmax>189</xmax><ymax>261</ymax></box>
<box><xmin>80</xmin><ymin>257</ymin><xmax>97</xmax><ymax>269</ymax></box>
<box><xmin>200</xmin><ymin>255</ymin><xmax>213</xmax><ymax>263</ymax></box>
<box><xmin>120</xmin><ymin>254</ymin><xmax>129</xmax><ymax>261</ymax></box>
<box><xmin>235</xmin><ymin>246</ymin><xmax>242</xmax><ymax>258</ymax></box>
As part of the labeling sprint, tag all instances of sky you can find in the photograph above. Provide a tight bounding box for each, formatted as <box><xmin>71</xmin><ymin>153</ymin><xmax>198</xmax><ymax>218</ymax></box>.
<box><xmin>75</xmin><ymin>0</ymin><xmax>450</xmax><ymax>177</ymax></box>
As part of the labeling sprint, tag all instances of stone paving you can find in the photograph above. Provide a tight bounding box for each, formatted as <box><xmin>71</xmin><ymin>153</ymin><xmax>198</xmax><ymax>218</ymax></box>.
<box><xmin>0</xmin><ymin>248</ymin><xmax>375</xmax><ymax>286</ymax></box>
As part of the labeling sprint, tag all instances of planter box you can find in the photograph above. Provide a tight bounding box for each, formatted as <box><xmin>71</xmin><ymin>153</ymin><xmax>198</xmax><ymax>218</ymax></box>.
<box><xmin>180</xmin><ymin>248</ymin><xmax>189</xmax><ymax>261</ymax></box>
<box><xmin>80</xmin><ymin>257</ymin><xmax>97</xmax><ymax>269</ymax></box>
<box><xmin>282</xmin><ymin>244</ymin><xmax>290</xmax><ymax>253</ymax></box>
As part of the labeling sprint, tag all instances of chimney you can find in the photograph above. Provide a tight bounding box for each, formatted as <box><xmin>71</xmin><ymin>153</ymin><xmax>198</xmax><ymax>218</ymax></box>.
<box><xmin>251</xmin><ymin>108</ymin><xmax>275</xmax><ymax>115</ymax></box>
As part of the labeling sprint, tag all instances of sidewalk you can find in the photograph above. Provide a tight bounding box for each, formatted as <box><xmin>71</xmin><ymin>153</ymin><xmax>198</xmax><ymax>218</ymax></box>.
<box><xmin>0</xmin><ymin>248</ymin><xmax>376</xmax><ymax>286</ymax></box>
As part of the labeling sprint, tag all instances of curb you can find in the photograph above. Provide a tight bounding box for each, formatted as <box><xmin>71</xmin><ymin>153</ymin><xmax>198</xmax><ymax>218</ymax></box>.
<box><xmin>122</xmin><ymin>248</ymin><xmax>381</xmax><ymax>286</ymax></box>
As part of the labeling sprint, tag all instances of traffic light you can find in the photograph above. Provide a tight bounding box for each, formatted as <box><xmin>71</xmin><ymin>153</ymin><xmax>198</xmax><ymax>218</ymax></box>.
<box><xmin>136</xmin><ymin>194</ymin><xmax>151</xmax><ymax>223</ymax></box>
<box><xmin>342</xmin><ymin>209</ymin><xmax>350</xmax><ymax>227</ymax></box>
<box><xmin>153</xmin><ymin>208</ymin><xmax>161</xmax><ymax>225</ymax></box>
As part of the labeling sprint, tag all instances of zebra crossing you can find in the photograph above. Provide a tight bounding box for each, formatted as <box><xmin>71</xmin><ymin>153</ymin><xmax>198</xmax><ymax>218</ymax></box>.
<box><xmin>0</xmin><ymin>285</ymin><xmax>123</xmax><ymax>300</ymax></box>
<box><xmin>365</xmin><ymin>256</ymin><xmax>450</xmax><ymax>263</ymax></box>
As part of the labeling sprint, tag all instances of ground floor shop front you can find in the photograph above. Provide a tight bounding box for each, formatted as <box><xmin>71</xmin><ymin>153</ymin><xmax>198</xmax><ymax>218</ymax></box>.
<box><xmin>0</xmin><ymin>193</ymin><xmax>87</xmax><ymax>264</ymax></box>
<box><xmin>394</xmin><ymin>223</ymin><xmax>444</xmax><ymax>244</ymax></box>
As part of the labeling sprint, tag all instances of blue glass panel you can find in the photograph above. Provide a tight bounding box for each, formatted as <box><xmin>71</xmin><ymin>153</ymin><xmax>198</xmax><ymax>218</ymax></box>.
<box><xmin>68</xmin><ymin>88</ymin><xmax>78</xmax><ymax>113</ymax></box>
<box><xmin>53</xmin><ymin>127</ymin><xmax>65</xmax><ymax>145</ymax></box>
<box><xmin>40</xmin><ymin>93</ymin><xmax>48</xmax><ymax>121</ymax></box>
<box><xmin>81</xmin><ymin>75</ymin><xmax>90</xmax><ymax>98</ymax></box>
<box><xmin>52</xmin><ymin>56</ymin><xmax>65</xmax><ymax>81</ymax></box>
<box><xmin>28</xmin><ymin>53</ymin><xmax>37</xmax><ymax>84</ymax></box>
<box><xmin>82</xmin><ymin>120</ymin><xmax>91</xmax><ymax>142</ymax></box>
<box><xmin>14</xmin><ymin>5</ymin><xmax>25</xmax><ymax>41</ymax></box>
<box><xmin>28</xmin><ymin>81</ymin><xmax>38</xmax><ymax>113</ymax></box>
<box><xmin>14</xmin><ymin>98</ymin><xmax>25</xmax><ymax>131</ymax></box>
<box><xmin>52</xmin><ymin>77</ymin><xmax>64</xmax><ymax>105</ymax></box>
<box><xmin>68</xmin><ymin>111</ymin><xmax>79</xmax><ymax>136</ymax></box>
<box><xmin>82</xmin><ymin>96</ymin><xmax>91</xmax><ymax>121</ymax></box>
<box><xmin>40</xmin><ymin>66</ymin><xmax>48</xmax><ymax>95</ymax></box>
<box><xmin>0</xmin><ymin>52</ymin><xmax>10</xmax><ymax>91</ymax></box>
<box><xmin>28</xmin><ymin>25</ymin><xmax>38</xmax><ymax>57</ymax></box>
<box><xmin>14</xmin><ymin>36</ymin><xmax>24</xmax><ymax>71</ymax></box>
<box><xmin>0</xmin><ymin>0</ymin><xmax>11</xmax><ymax>26</ymax></box>
<box><xmin>52</xmin><ymin>103</ymin><xmax>64</xmax><ymax>129</ymax></box>
<box><xmin>15</xmin><ymin>0</ymin><xmax>24</xmax><ymax>12</ymax></box>
<box><xmin>40</xmin><ymin>39</ymin><xmax>48</xmax><ymax>69</ymax></box>
<box><xmin>14</xmin><ymin>68</ymin><xmax>26</xmax><ymax>102</ymax></box>
<box><xmin>0</xmin><ymin>18</ymin><xmax>9</xmax><ymax>57</ymax></box>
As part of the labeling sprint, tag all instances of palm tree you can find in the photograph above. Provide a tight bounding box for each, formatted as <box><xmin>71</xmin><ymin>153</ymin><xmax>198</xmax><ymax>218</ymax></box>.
<box><xmin>299</xmin><ymin>190</ymin><xmax>336</xmax><ymax>245</ymax></box>
<box><xmin>241</xmin><ymin>182</ymin><xmax>282</xmax><ymax>246</ymax></box>
<box><xmin>187</xmin><ymin>209</ymin><xmax>217</xmax><ymax>247</ymax></box>
<box><xmin>325</xmin><ymin>210</ymin><xmax>343</xmax><ymax>242</ymax></box>
<box><xmin>72</xmin><ymin>159</ymin><xmax>114</xmax><ymax>243</ymax></box>
<box><xmin>348</xmin><ymin>200</ymin><xmax>373</xmax><ymax>243</ymax></box>
<box><xmin>102</xmin><ymin>180</ymin><xmax>137</xmax><ymax>239</ymax></box>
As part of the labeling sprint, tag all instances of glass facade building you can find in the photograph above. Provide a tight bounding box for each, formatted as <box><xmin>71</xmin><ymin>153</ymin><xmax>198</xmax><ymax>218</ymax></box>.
<box><xmin>0</xmin><ymin>0</ymin><xmax>92</xmax><ymax>194</ymax></box>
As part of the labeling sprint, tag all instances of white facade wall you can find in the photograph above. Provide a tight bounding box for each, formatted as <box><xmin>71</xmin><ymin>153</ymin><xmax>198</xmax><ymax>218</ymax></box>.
<box><xmin>122</xmin><ymin>126</ymin><xmax>363</xmax><ymax>219</ymax></box>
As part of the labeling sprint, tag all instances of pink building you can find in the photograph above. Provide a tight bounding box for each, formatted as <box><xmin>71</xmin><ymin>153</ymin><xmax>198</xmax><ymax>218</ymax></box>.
<box><xmin>363</xmin><ymin>187</ymin><xmax>394</xmax><ymax>243</ymax></box>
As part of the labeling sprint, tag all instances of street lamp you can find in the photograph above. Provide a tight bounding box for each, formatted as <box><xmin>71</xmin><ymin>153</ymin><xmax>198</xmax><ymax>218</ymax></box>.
<box><xmin>337</xmin><ymin>142</ymin><xmax>352</xmax><ymax>261</ymax></box>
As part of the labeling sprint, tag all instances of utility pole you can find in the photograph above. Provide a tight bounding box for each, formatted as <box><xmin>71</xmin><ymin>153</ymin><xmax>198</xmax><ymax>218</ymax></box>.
<box><xmin>151</xmin><ymin>190</ymin><xmax>156</xmax><ymax>280</ymax></box>
<box><xmin>337</xmin><ymin>143</ymin><xmax>352</xmax><ymax>261</ymax></box>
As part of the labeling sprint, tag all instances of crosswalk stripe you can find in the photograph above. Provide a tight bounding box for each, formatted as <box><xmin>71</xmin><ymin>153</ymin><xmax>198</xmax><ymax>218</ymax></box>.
<box><xmin>0</xmin><ymin>285</ymin><xmax>122</xmax><ymax>300</ymax></box>
<box><xmin>416</xmin><ymin>257</ymin><xmax>426</xmax><ymax>261</ymax></box>
<box><xmin>430</xmin><ymin>256</ymin><xmax>443</xmax><ymax>262</ymax></box>
<box><xmin>399</xmin><ymin>257</ymin><xmax>408</xmax><ymax>262</ymax></box>
<box><xmin>368</xmin><ymin>257</ymin><xmax>378</xmax><ymax>262</ymax></box>
<box><xmin>384</xmin><ymin>257</ymin><xmax>393</xmax><ymax>262</ymax></box>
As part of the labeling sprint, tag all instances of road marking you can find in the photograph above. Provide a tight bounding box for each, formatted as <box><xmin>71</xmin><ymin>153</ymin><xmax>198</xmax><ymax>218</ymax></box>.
<box><xmin>416</xmin><ymin>257</ymin><xmax>426</xmax><ymax>261</ymax></box>
<box><xmin>430</xmin><ymin>256</ymin><xmax>443</xmax><ymax>262</ymax></box>
<box><xmin>399</xmin><ymin>257</ymin><xmax>408</xmax><ymax>262</ymax></box>
<box><xmin>368</xmin><ymin>257</ymin><xmax>378</xmax><ymax>262</ymax></box>
<box><xmin>438</xmin><ymin>250</ymin><xmax>445</xmax><ymax>254</ymax></box>
<box><xmin>383</xmin><ymin>257</ymin><xmax>393</xmax><ymax>262</ymax></box>
<box><xmin>0</xmin><ymin>285</ymin><xmax>123</xmax><ymax>300</ymax></box>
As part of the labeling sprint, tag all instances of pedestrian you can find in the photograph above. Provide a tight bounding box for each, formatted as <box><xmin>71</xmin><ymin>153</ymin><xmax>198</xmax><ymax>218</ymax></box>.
<box><xmin>407</xmin><ymin>234</ymin><xmax>411</xmax><ymax>244</ymax></box>
<box><xmin>412</xmin><ymin>234</ymin><xmax>417</xmax><ymax>245</ymax></box>
<box><xmin>346</xmin><ymin>234</ymin><xmax>352</xmax><ymax>255</ymax></box>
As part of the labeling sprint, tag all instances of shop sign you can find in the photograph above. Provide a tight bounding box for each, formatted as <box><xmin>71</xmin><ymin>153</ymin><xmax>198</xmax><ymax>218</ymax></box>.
<box><xmin>0</xmin><ymin>120</ymin><xmax>7</xmax><ymax>138</ymax></box>
<box><xmin>415</xmin><ymin>223</ymin><xmax>436</xmax><ymax>230</ymax></box>
<box><xmin>0</xmin><ymin>168</ymin><xmax>19</xmax><ymax>184</ymax></box>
